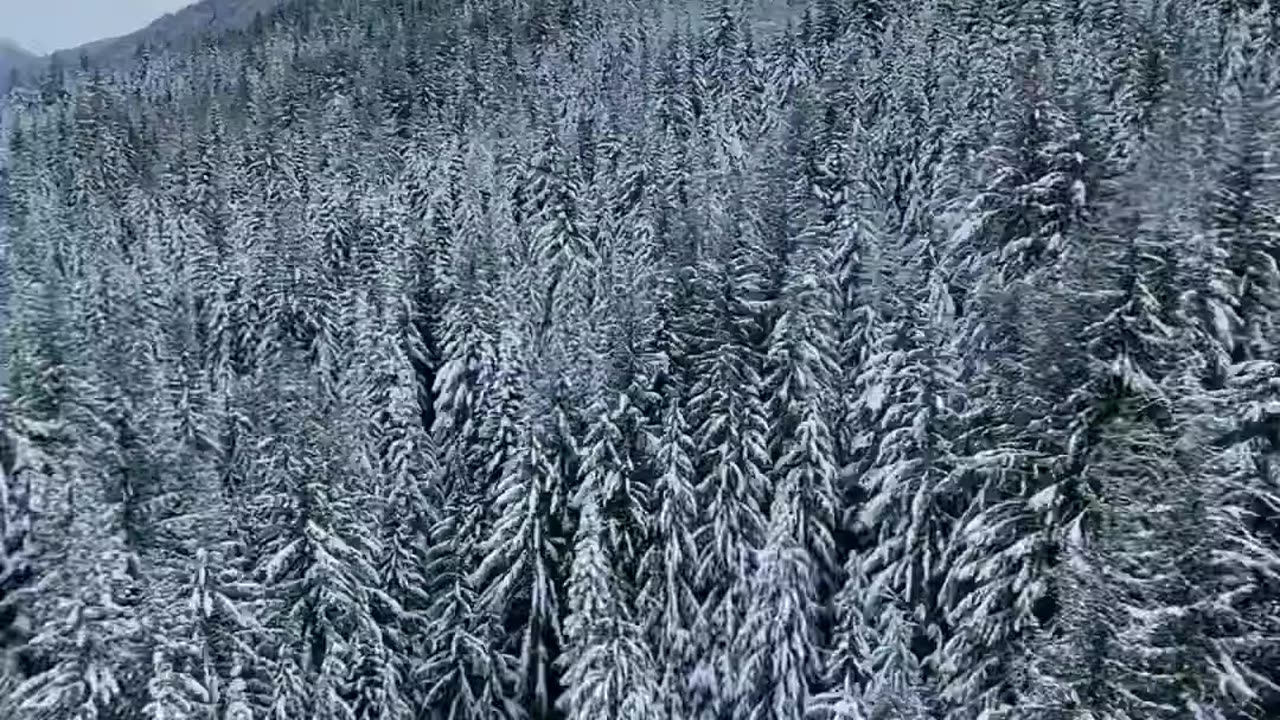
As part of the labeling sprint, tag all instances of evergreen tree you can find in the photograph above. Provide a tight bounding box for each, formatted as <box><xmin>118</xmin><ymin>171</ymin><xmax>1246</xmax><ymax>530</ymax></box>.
<box><xmin>635</xmin><ymin>392</ymin><xmax>700</xmax><ymax>720</ymax></box>
<box><xmin>686</xmin><ymin>187</ymin><xmax>770</xmax><ymax>720</ymax></box>
<box><xmin>9</xmin><ymin>462</ymin><xmax>142</xmax><ymax>720</ymax></box>
<box><xmin>5</xmin><ymin>2</ymin><xmax>1280</xmax><ymax>718</ymax></box>
<box><xmin>736</xmin><ymin>480</ymin><xmax>823</xmax><ymax>720</ymax></box>
<box><xmin>557</xmin><ymin>499</ymin><xmax>660</xmax><ymax>720</ymax></box>
<box><xmin>473</xmin><ymin>326</ymin><xmax>570</xmax><ymax>720</ymax></box>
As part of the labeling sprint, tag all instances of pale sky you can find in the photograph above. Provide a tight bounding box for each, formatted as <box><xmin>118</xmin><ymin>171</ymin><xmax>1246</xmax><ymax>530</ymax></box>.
<box><xmin>2</xmin><ymin>0</ymin><xmax>195</xmax><ymax>55</ymax></box>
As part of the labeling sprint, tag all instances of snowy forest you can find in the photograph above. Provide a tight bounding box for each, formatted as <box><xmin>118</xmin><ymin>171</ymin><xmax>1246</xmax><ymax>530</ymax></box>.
<box><xmin>1</xmin><ymin>0</ymin><xmax>1279</xmax><ymax>718</ymax></box>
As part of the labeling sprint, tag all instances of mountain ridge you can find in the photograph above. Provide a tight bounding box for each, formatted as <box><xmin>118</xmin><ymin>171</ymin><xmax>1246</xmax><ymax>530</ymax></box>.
<box><xmin>47</xmin><ymin>0</ymin><xmax>285</xmax><ymax>64</ymax></box>
<box><xmin>2</xmin><ymin>0</ymin><xmax>283</xmax><ymax>91</ymax></box>
<box><xmin>0</xmin><ymin>38</ymin><xmax>34</xmax><ymax>58</ymax></box>
<box><xmin>0</xmin><ymin>38</ymin><xmax>36</xmax><ymax>86</ymax></box>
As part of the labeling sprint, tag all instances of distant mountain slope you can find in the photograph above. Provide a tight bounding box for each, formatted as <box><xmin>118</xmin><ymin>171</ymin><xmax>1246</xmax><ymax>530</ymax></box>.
<box><xmin>48</xmin><ymin>0</ymin><xmax>286</xmax><ymax>66</ymax></box>
<box><xmin>0</xmin><ymin>38</ymin><xmax>34</xmax><ymax>66</ymax></box>
<box><xmin>0</xmin><ymin>39</ymin><xmax>36</xmax><ymax>92</ymax></box>
<box><xmin>1</xmin><ymin>0</ymin><xmax>283</xmax><ymax>91</ymax></box>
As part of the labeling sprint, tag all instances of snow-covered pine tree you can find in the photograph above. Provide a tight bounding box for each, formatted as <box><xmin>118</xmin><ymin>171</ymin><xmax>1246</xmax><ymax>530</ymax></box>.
<box><xmin>557</xmin><ymin>495</ymin><xmax>660</xmax><ymax>720</ymax></box>
<box><xmin>937</xmin><ymin>33</ymin><xmax>1112</xmax><ymax>719</ymax></box>
<box><xmin>810</xmin><ymin>550</ymin><xmax>872</xmax><ymax>720</ymax></box>
<box><xmin>1024</xmin><ymin>415</ymin><xmax>1175</xmax><ymax>720</ymax></box>
<box><xmin>420</xmin><ymin>507</ymin><xmax>522</xmax><ymax>720</ymax></box>
<box><xmin>419</xmin><ymin>155</ymin><xmax>520</xmax><ymax>720</ymax></box>
<box><xmin>685</xmin><ymin>177</ymin><xmax>771</xmax><ymax>720</ymax></box>
<box><xmin>735</xmin><ymin>477</ymin><xmax>823</xmax><ymax>720</ymax></box>
<box><xmin>761</xmin><ymin>95</ymin><xmax>841</xmax><ymax>596</ymax></box>
<box><xmin>1207</xmin><ymin>2</ymin><xmax>1280</xmax><ymax>365</ymax></box>
<box><xmin>1194</xmin><ymin>5</ymin><xmax>1280</xmax><ymax>711</ymax></box>
<box><xmin>356</xmin><ymin>289</ymin><xmax>431</xmax><ymax>720</ymax></box>
<box><xmin>818</xmin><ymin>574</ymin><xmax>935</xmax><ymax>720</ymax></box>
<box><xmin>576</xmin><ymin>388</ymin><xmax>650</xmax><ymax>587</ymax></box>
<box><xmin>951</xmin><ymin>39</ymin><xmax>1084</xmax><ymax>296</ymax></box>
<box><xmin>635</xmin><ymin>391</ymin><xmax>700</xmax><ymax>720</ymax></box>
<box><xmin>225</xmin><ymin>673</ymin><xmax>255</xmax><ymax>720</ymax></box>
<box><xmin>144</xmin><ymin>648</ymin><xmax>208</xmax><ymax>720</ymax></box>
<box><xmin>8</xmin><ymin>459</ymin><xmax>142</xmax><ymax>720</ymax></box>
<box><xmin>854</xmin><ymin>241</ymin><xmax>961</xmax><ymax>690</ymax></box>
<box><xmin>251</xmin><ymin>353</ymin><xmax>386</xmax><ymax>720</ymax></box>
<box><xmin>0</xmin><ymin>425</ymin><xmax>37</xmax><ymax>707</ymax></box>
<box><xmin>472</xmin><ymin>315</ymin><xmax>571</xmax><ymax>720</ymax></box>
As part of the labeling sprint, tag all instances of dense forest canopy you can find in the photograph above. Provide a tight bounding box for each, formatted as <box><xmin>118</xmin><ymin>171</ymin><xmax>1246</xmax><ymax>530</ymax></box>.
<box><xmin>1</xmin><ymin>0</ymin><xmax>1279</xmax><ymax>718</ymax></box>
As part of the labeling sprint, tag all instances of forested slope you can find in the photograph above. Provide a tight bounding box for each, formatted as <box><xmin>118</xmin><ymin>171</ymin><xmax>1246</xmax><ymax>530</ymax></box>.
<box><xmin>1</xmin><ymin>0</ymin><xmax>283</xmax><ymax>95</ymax></box>
<box><xmin>1</xmin><ymin>0</ymin><xmax>1279</xmax><ymax>718</ymax></box>
<box><xmin>44</xmin><ymin>0</ymin><xmax>287</xmax><ymax>70</ymax></box>
<box><xmin>0</xmin><ymin>40</ymin><xmax>36</xmax><ymax>90</ymax></box>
